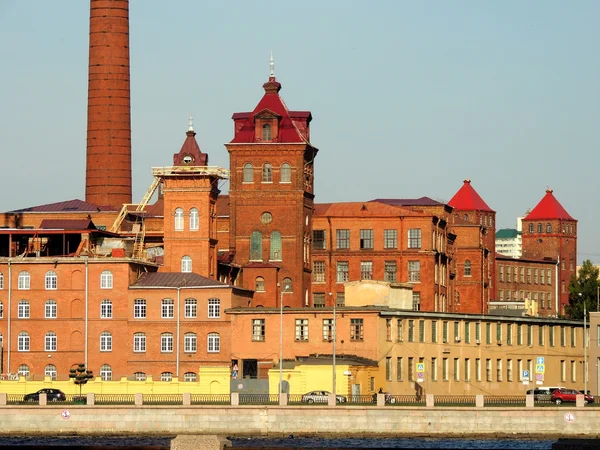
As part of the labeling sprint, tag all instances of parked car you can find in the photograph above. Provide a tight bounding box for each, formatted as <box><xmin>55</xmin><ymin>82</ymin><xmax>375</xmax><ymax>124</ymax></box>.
<box><xmin>23</xmin><ymin>388</ymin><xmax>66</xmax><ymax>402</ymax></box>
<box><xmin>301</xmin><ymin>390</ymin><xmax>347</xmax><ymax>404</ymax></box>
<box><xmin>527</xmin><ymin>387</ymin><xmax>564</xmax><ymax>402</ymax></box>
<box><xmin>551</xmin><ymin>388</ymin><xmax>593</xmax><ymax>405</ymax></box>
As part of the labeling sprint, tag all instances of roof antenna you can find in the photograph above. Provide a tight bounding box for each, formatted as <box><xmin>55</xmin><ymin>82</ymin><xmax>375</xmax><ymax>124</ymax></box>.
<box><xmin>269</xmin><ymin>50</ymin><xmax>275</xmax><ymax>78</ymax></box>
<box><xmin>188</xmin><ymin>114</ymin><xmax>194</xmax><ymax>132</ymax></box>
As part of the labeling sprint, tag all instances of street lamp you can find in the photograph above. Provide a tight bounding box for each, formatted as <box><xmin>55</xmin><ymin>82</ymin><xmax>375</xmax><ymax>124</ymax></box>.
<box><xmin>279</xmin><ymin>285</ymin><xmax>291</xmax><ymax>396</ymax></box>
<box><xmin>579</xmin><ymin>292</ymin><xmax>588</xmax><ymax>397</ymax></box>
<box><xmin>330</xmin><ymin>292</ymin><xmax>336</xmax><ymax>398</ymax></box>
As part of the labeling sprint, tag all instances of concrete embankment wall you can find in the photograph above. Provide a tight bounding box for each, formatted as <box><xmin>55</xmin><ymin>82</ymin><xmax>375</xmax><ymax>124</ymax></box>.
<box><xmin>0</xmin><ymin>406</ymin><xmax>598</xmax><ymax>438</ymax></box>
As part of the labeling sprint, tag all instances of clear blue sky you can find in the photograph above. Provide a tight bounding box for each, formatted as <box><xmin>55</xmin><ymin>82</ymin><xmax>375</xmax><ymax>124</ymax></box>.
<box><xmin>0</xmin><ymin>1</ymin><xmax>598</xmax><ymax>263</ymax></box>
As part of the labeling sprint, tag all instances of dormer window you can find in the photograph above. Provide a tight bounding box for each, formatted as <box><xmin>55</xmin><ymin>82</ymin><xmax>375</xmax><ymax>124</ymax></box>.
<box><xmin>262</xmin><ymin>124</ymin><xmax>272</xmax><ymax>141</ymax></box>
<box><xmin>182</xmin><ymin>155</ymin><xmax>193</xmax><ymax>164</ymax></box>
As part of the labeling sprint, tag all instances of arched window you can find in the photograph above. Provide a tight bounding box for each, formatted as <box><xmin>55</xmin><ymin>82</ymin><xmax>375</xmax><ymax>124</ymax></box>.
<box><xmin>190</xmin><ymin>208</ymin><xmax>199</xmax><ymax>231</ymax></box>
<box><xmin>100</xmin><ymin>270</ymin><xmax>113</xmax><ymax>289</ymax></box>
<box><xmin>162</xmin><ymin>298</ymin><xmax>175</xmax><ymax>318</ymax></box>
<box><xmin>45</xmin><ymin>364</ymin><xmax>57</xmax><ymax>381</ymax></box>
<box><xmin>100</xmin><ymin>364</ymin><xmax>112</xmax><ymax>381</ymax></box>
<box><xmin>184</xmin><ymin>332</ymin><xmax>197</xmax><ymax>353</ymax></box>
<box><xmin>134</xmin><ymin>372</ymin><xmax>146</xmax><ymax>381</ymax></box>
<box><xmin>243</xmin><ymin>163</ymin><xmax>254</xmax><ymax>183</ymax></box>
<box><xmin>283</xmin><ymin>277</ymin><xmax>293</xmax><ymax>292</ymax></box>
<box><xmin>45</xmin><ymin>300</ymin><xmax>57</xmax><ymax>318</ymax></box>
<box><xmin>100</xmin><ymin>331</ymin><xmax>112</xmax><ymax>352</ymax></box>
<box><xmin>184</xmin><ymin>372</ymin><xmax>197</xmax><ymax>382</ymax></box>
<box><xmin>45</xmin><ymin>270</ymin><xmax>57</xmax><ymax>290</ymax></box>
<box><xmin>185</xmin><ymin>298</ymin><xmax>197</xmax><ymax>318</ymax></box>
<box><xmin>464</xmin><ymin>260</ymin><xmax>472</xmax><ymax>277</ymax></box>
<box><xmin>0</xmin><ymin>301</ymin><xmax>3</xmax><ymax>318</ymax></box>
<box><xmin>18</xmin><ymin>271</ymin><xmax>30</xmax><ymax>290</ymax></box>
<box><xmin>161</xmin><ymin>332</ymin><xmax>174</xmax><ymax>352</ymax></box>
<box><xmin>250</xmin><ymin>231</ymin><xmax>262</xmax><ymax>261</ymax></box>
<box><xmin>17</xmin><ymin>364</ymin><xmax>29</xmax><ymax>378</ymax></box>
<box><xmin>181</xmin><ymin>255</ymin><xmax>192</xmax><ymax>273</ymax></box>
<box><xmin>174</xmin><ymin>208</ymin><xmax>184</xmax><ymax>231</ymax></box>
<box><xmin>133</xmin><ymin>332</ymin><xmax>146</xmax><ymax>352</ymax></box>
<box><xmin>100</xmin><ymin>299</ymin><xmax>112</xmax><ymax>319</ymax></box>
<box><xmin>546</xmin><ymin>223</ymin><xmax>552</xmax><ymax>233</ymax></box>
<box><xmin>262</xmin><ymin>124</ymin><xmax>272</xmax><ymax>140</ymax></box>
<box><xmin>537</xmin><ymin>223</ymin><xmax>543</xmax><ymax>233</ymax></box>
<box><xmin>161</xmin><ymin>372</ymin><xmax>173</xmax><ymax>382</ymax></box>
<box><xmin>208</xmin><ymin>298</ymin><xmax>220</xmax><ymax>318</ymax></box>
<box><xmin>529</xmin><ymin>223</ymin><xmax>534</xmax><ymax>233</ymax></box>
<box><xmin>18</xmin><ymin>331</ymin><xmax>30</xmax><ymax>351</ymax></box>
<box><xmin>45</xmin><ymin>331</ymin><xmax>57</xmax><ymax>351</ymax></box>
<box><xmin>208</xmin><ymin>332</ymin><xmax>220</xmax><ymax>353</ymax></box>
<box><xmin>262</xmin><ymin>163</ymin><xmax>273</xmax><ymax>182</ymax></box>
<box><xmin>18</xmin><ymin>300</ymin><xmax>30</xmax><ymax>319</ymax></box>
<box><xmin>280</xmin><ymin>163</ymin><xmax>291</xmax><ymax>183</ymax></box>
<box><xmin>270</xmin><ymin>231</ymin><xmax>282</xmax><ymax>260</ymax></box>
<box><xmin>0</xmin><ymin>271</ymin><xmax>3</xmax><ymax>289</ymax></box>
<box><xmin>255</xmin><ymin>277</ymin><xmax>265</xmax><ymax>292</ymax></box>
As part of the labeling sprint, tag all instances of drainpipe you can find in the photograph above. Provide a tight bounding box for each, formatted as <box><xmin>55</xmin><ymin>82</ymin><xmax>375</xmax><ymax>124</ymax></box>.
<box><xmin>555</xmin><ymin>256</ymin><xmax>560</xmax><ymax>316</ymax></box>
<box><xmin>7</xmin><ymin>259</ymin><xmax>12</xmax><ymax>373</ymax></box>
<box><xmin>327</xmin><ymin>217</ymin><xmax>333</xmax><ymax>305</ymax></box>
<box><xmin>176</xmin><ymin>287</ymin><xmax>181</xmax><ymax>377</ymax></box>
<box><xmin>84</xmin><ymin>257</ymin><xmax>89</xmax><ymax>366</ymax></box>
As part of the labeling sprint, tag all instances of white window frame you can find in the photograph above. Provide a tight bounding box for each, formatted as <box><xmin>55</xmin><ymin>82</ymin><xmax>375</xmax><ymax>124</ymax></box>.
<box><xmin>189</xmin><ymin>207</ymin><xmax>199</xmax><ymax>231</ymax></box>
<box><xmin>100</xmin><ymin>331</ymin><xmax>112</xmax><ymax>352</ymax></box>
<box><xmin>184</xmin><ymin>333</ymin><xmax>197</xmax><ymax>353</ymax></box>
<box><xmin>45</xmin><ymin>300</ymin><xmax>57</xmax><ymax>319</ymax></box>
<box><xmin>161</xmin><ymin>333</ymin><xmax>174</xmax><ymax>352</ymax></box>
<box><xmin>18</xmin><ymin>300</ymin><xmax>30</xmax><ymax>319</ymax></box>
<box><xmin>184</xmin><ymin>298</ymin><xmax>197</xmax><ymax>318</ymax></box>
<box><xmin>100</xmin><ymin>364</ymin><xmax>112</xmax><ymax>381</ymax></box>
<box><xmin>18</xmin><ymin>331</ymin><xmax>30</xmax><ymax>352</ymax></box>
<box><xmin>174</xmin><ymin>208</ymin><xmax>184</xmax><ymax>231</ymax></box>
<box><xmin>100</xmin><ymin>299</ymin><xmax>112</xmax><ymax>319</ymax></box>
<box><xmin>100</xmin><ymin>271</ymin><xmax>113</xmax><ymax>289</ymax></box>
<box><xmin>183</xmin><ymin>372</ymin><xmax>197</xmax><ymax>382</ymax></box>
<box><xmin>181</xmin><ymin>255</ymin><xmax>192</xmax><ymax>273</ymax></box>
<box><xmin>161</xmin><ymin>372</ymin><xmax>173</xmax><ymax>382</ymax></box>
<box><xmin>45</xmin><ymin>331</ymin><xmax>57</xmax><ymax>352</ymax></box>
<box><xmin>162</xmin><ymin>298</ymin><xmax>175</xmax><ymax>319</ymax></box>
<box><xmin>45</xmin><ymin>364</ymin><xmax>57</xmax><ymax>380</ymax></box>
<box><xmin>133</xmin><ymin>332</ymin><xmax>146</xmax><ymax>352</ymax></box>
<box><xmin>207</xmin><ymin>332</ymin><xmax>220</xmax><ymax>353</ymax></box>
<box><xmin>134</xmin><ymin>299</ymin><xmax>146</xmax><ymax>319</ymax></box>
<box><xmin>208</xmin><ymin>298</ymin><xmax>220</xmax><ymax>318</ymax></box>
<box><xmin>18</xmin><ymin>271</ymin><xmax>30</xmax><ymax>290</ymax></box>
<box><xmin>45</xmin><ymin>271</ymin><xmax>57</xmax><ymax>290</ymax></box>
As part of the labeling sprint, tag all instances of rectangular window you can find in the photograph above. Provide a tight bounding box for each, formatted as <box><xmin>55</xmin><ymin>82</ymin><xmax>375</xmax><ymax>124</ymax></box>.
<box><xmin>507</xmin><ymin>359</ymin><xmax>513</xmax><ymax>382</ymax></box>
<box><xmin>499</xmin><ymin>289</ymin><xmax>504</xmax><ymax>301</ymax></box>
<box><xmin>506</xmin><ymin>267</ymin><xmax>511</xmax><ymax>283</ymax></box>
<box><xmin>295</xmin><ymin>319</ymin><xmax>309</xmax><ymax>341</ymax></box>
<box><xmin>496</xmin><ymin>323</ymin><xmax>502</xmax><ymax>343</ymax></box>
<box><xmin>431</xmin><ymin>357</ymin><xmax>438</xmax><ymax>381</ymax></box>
<box><xmin>384</xmin><ymin>261</ymin><xmax>397</xmax><ymax>282</ymax></box>
<box><xmin>336</xmin><ymin>229</ymin><xmax>350</xmax><ymax>249</ymax></box>
<box><xmin>539</xmin><ymin>325</ymin><xmax>545</xmax><ymax>346</ymax></box>
<box><xmin>134</xmin><ymin>299</ymin><xmax>146</xmax><ymax>319</ymax></box>
<box><xmin>550</xmin><ymin>326</ymin><xmax>555</xmax><ymax>347</ymax></box>
<box><xmin>507</xmin><ymin>323</ymin><xmax>513</xmax><ymax>345</ymax></box>
<box><xmin>383</xmin><ymin>229</ymin><xmax>397</xmax><ymax>249</ymax></box>
<box><xmin>386</xmin><ymin>319</ymin><xmax>392</xmax><ymax>341</ymax></box>
<box><xmin>431</xmin><ymin>321</ymin><xmax>438</xmax><ymax>343</ymax></box>
<box><xmin>476</xmin><ymin>358</ymin><xmax>481</xmax><ymax>382</ymax></box>
<box><xmin>162</xmin><ymin>299</ymin><xmax>175</xmax><ymax>319</ymax></box>
<box><xmin>360</xmin><ymin>261</ymin><xmax>373</xmax><ymax>280</ymax></box>
<box><xmin>408</xmin><ymin>357</ymin><xmax>414</xmax><ymax>382</ymax></box>
<box><xmin>454</xmin><ymin>358</ymin><xmax>460</xmax><ymax>381</ymax></box>
<box><xmin>419</xmin><ymin>320</ymin><xmax>425</xmax><ymax>343</ymax></box>
<box><xmin>360</xmin><ymin>229</ymin><xmax>374</xmax><ymax>249</ymax></box>
<box><xmin>486</xmin><ymin>323</ymin><xmax>492</xmax><ymax>344</ymax></box>
<box><xmin>561</xmin><ymin>326</ymin><xmax>566</xmax><ymax>347</ymax></box>
<box><xmin>454</xmin><ymin>322</ymin><xmax>460</xmax><ymax>342</ymax></box>
<box><xmin>313</xmin><ymin>293</ymin><xmax>325</xmax><ymax>308</ymax></box>
<box><xmin>408</xmin><ymin>261</ymin><xmax>421</xmax><ymax>282</ymax></box>
<box><xmin>312</xmin><ymin>261</ymin><xmax>325</xmax><ymax>283</ymax></box>
<box><xmin>465</xmin><ymin>322</ymin><xmax>470</xmax><ymax>344</ymax></box>
<box><xmin>497</xmin><ymin>359</ymin><xmax>503</xmax><ymax>381</ymax></box>
<box><xmin>517</xmin><ymin>325</ymin><xmax>523</xmax><ymax>345</ymax></box>
<box><xmin>396</xmin><ymin>357</ymin><xmax>403</xmax><ymax>381</ymax></box>
<box><xmin>442</xmin><ymin>358</ymin><xmax>448</xmax><ymax>381</ymax></box>
<box><xmin>408</xmin><ymin>320</ymin><xmax>415</xmax><ymax>342</ymax></box>
<box><xmin>412</xmin><ymin>292</ymin><xmax>421</xmax><ymax>311</ymax></box>
<box><xmin>252</xmin><ymin>319</ymin><xmax>265</xmax><ymax>341</ymax></box>
<box><xmin>527</xmin><ymin>268</ymin><xmax>532</xmax><ymax>284</ymax></box>
<box><xmin>486</xmin><ymin>359</ymin><xmax>492</xmax><ymax>382</ymax></box>
<box><xmin>534</xmin><ymin>268</ymin><xmax>538</xmax><ymax>284</ymax></box>
<box><xmin>547</xmin><ymin>269</ymin><xmax>552</xmax><ymax>286</ymax></box>
<box><xmin>186</xmin><ymin>298</ymin><xmax>198</xmax><ymax>318</ymax></box>
<box><xmin>408</xmin><ymin>229</ymin><xmax>422</xmax><ymax>248</ymax></box>
<box><xmin>571</xmin><ymin>360</ymin><xmax>576</xmax><ymax>382</ymax></box>
<box><xmin>518</xmin><ymin>360</ymin><xmax>523</xmax><ymax>381</ymax></box>
<box><xmin>323</xmin><ymin>319</ymin><xmax>333</xmax><ymax>341</ymax></box>
<box><xmin>464</xmin><ymin>358</ymin><xmax>471</xmax><ymax>382</ymax></box>
<box><xmin>520</xmin><ymin>267</ymin><xmax>525</xmax><ymax>283</ymax></box>
<box><xmin>386</xmin><ymin>357</ymin><xmax>392</xmax><ymax>381</ymax></box>
<box><xmin>561</xmin><ymin>360</ymin><xmax>566</xmax><ymax>382</ymax></box>
<box><xmin>397</xmin><ymin>319</ymin><xmax>404</xmax><ymax>342</ymax></box>
<box><xmin>570</xmin><ymin>327</ymin><xmax>576</xmax><ymax>347</ymax></box>
<box><xmin>336</xmin><ymin>262</ymin><xmax>349</xmax><ymax>283</ymax></box>
<box><xmin>312</xmin><ymin>230</ymin><xmax>326</xmax><ymax>250</ymax></box>
<box><xmin>442</xmin><ymin>321</ymin><xmax>448</xmax><ymax>343</ymax></box>
<box><xmin>540</xmin><ymin>269</ymin><xmax>545</xmax><ymax>285</ymax></box>
<box><xmin>336</xmin><ymin>292</ymin><xmax>345</xmax><ymax>307</ymax></box>
<box><xmin>350</xmin><ymin>319</ymin><xmax>364</xmax><ymax>341</ymax></box>
<box><xmin>475</xmin><ymin>323</ymin><xmax>481</xmax><ymax>342</ymax></box>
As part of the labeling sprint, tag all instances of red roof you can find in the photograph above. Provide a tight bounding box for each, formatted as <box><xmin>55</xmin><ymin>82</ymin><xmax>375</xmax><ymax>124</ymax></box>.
<box><xmin>448</xmin><ymin>179</ymin><xmax>494</xmax><ymax>212</ymax></box>
<box><xmin>230</xmin><ymin>77</ymin><xmax>311</xmax><ymax>144</ymax></box>
<box><xmin>39</xmin><ymin>219</ymin><xmax>96</xmax><ymax>230</ymax></box>
<box><xmin>7</xmin><ymin>199</ymin><xmax>113</xmax><ymax>213</ymax></box>
<box><xmin>524</xmin><ymin>189</ymin><xmax>575</xmax><ymax>221</ymax></box>
<box><xmin>173</xmin><ymin>129</ymin><xmax>208</xmax><ymax>166</ymax></box>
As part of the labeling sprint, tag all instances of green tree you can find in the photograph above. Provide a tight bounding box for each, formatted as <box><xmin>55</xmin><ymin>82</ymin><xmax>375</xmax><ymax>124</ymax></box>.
<box><xmin>69</xmin><ymin>363</ymin><xmax>94</xmax><ymax>398</ymax></box>
<box><xmin>565</xmin><ymin>259</ymin><xmax>600</xmax><ymax>320</ymax></box>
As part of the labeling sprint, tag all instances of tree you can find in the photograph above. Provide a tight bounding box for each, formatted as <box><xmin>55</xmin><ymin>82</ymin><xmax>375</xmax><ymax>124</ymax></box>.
<box><xmin>565</xmin><ymin>260</ymin><xmax>600</xmax><ymax>320</ymax></box>
<box><xmin>69</xmin><ymin>363</ymin><xmax>94</xmax><ymax>398</ymax></box>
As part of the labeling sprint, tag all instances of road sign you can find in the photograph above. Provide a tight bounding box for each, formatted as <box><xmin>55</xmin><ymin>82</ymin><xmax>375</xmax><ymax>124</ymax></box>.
<box><xmin>522</xmin><ymin>370</ymin><xmax>530</xmax><ymax>380</ymax></box>
<box><xmin>537</xmin><ymin>357</ymin><xmax>545</xmax><ymax>365</ymax></box>
<box><xmin>536</xmin><ymin>364</ymin><xmax>545</xmax><ymax>374</ymax></box>
<box><xmin>416</xmin><ymin>363</ymin><xmax>425</xmax><ymax>372</ymax></box>
<box><xmin>564</xmin><ymin>412</ymin><xmax>575</xmax><ymax>423</ymax></box>
<box><xmin>417</xmin><ymin>372</ymin><xmax>424</xmax><ymax>382</ymax></box>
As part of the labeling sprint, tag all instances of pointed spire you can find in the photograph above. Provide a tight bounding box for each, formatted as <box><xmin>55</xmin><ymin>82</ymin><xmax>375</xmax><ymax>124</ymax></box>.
<box><xmin>188</xmin><ymin>114</ymin><xmax>194</xmax><ymax>132</ymax></box>
<box><xmin>269</xmin><ymin>50</ymin><xmax>275</xmax><ymax>79</ymax></box>
<box><xmin>524</xmin><ymin>189</ymin><xmax>574</xmax><ymax>221</ymax></box>
<box><xmin>448</xmin><ymin>179</ymin><xmax>494</xmax><ymax>212</ymax></box>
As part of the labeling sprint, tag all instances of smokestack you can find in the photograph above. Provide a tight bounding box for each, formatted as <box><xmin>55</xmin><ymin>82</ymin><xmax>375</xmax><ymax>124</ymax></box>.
<box><xmin>85</xmin><ymin>0</ymin><xmax>132</xmax><ymax>208</ymax></box>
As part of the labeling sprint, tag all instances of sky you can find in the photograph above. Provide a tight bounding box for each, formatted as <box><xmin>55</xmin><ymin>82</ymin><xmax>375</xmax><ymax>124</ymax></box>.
<box><xmin>0</xmin><ymin>1</ymin><xmax>598</xmax><ymax>263</ymax></box>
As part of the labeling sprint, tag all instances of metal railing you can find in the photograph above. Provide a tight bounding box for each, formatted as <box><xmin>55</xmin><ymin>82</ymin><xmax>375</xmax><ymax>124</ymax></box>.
<box><xmin>95</xmin><ymin>394</ymin><xmax>136</xmax><ymax>405</ymax></box>
<box><xmin>190</xmin><ymin>394</ymin><xmax>230</xmax><ymax>405</ymax></box>
<box><xmin>386</xmin><ymin>394</ymin><xmax>426</xmax><ymax>406</ymax></box>
<box><xmin>434</xmin><ymin>395</ymin><xmax>477</xmax><ymax>407</ymax></box>
<box><xmin>143</xmin><ymin>394</ymin><xmax>183</xmax><ymax>405</ymax></box>
<box><xmin>238</xmin><ymin>393</ymin><xmax>279</xmax><ymax>405</ymax></box>
<box><xmin>347</xmin><ymin>395</ymin><xmax>375</xmax><ymax>406</ymax></box>
<box><xmin>484</xmin><ymin>395</ymin><xmax>526</xmax><ymax>407</ymax></box>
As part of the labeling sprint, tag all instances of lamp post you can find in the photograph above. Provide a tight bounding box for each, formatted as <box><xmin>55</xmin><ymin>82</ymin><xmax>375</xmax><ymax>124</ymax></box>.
<box><xmin>330</xmin><ymin>292</ymin><xmax>336</xmax><ymax>397</ymax></box>
<box><xmin>279</xmin><ymin>285</ymin><xmax>290</xmax><ymax>396</ymax></box>
<box><xmin>579</xmin><ymin>292</ymin><xmax>588</xmax><ymax>396</ymax></box>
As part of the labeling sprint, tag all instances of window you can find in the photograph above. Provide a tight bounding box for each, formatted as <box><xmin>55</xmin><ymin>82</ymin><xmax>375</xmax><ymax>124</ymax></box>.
<box><xmin>262</xmin><ymin>123</ymin><xmax>272</xmax><ymax>140</ymax></box>
<box><xmin>570</xmin><ymin>327</ymin><xmax>576</xmax><ymax>347</ymax></box>
<box><xmin>464</xmin><ymin>322</ymin><xmax>470</xmax><ymax>343</ymax></box>
<box><xmin>527</xmin><ymin>325</ymin><xmax>533</xmax><ymax>346</ymax></box>
<box><xmin>134</xmin><ymin>372</ymin><xmax>146</xmax><ymax>381</ymax></box>
<box><xmin>280</xmin><ymin>163</ymin><xmax>291</xmax><ymax>183</ymax></box>
<box><xmin>496</xmin><ymin>323</ymin><xmax>502</xmax><ymax>343</ymax></box>
<box><xmin>100</xmin><ymin>270</ymin><xmax>113</xmax><ymax>289</ymax></box>
<box><xmin>185</xmin><ymin>298</ymin><xmax>197</xmax><ymax>318</ymax></box>
<box><xmin>442</xmin><ymin>358</ymin><xmax>448</xmax><ymax>381</ymax></box>
<box><xmin>350</xmin><ymin>319</ymin><xmax>364</xmax><ymax>341</ymax></box>
<box><xmin>174</xmin><ymin>207</ymin><xmax>185</xmax><ymax>231</ymax></box>
<box><xmin>464</xmin><ymin>359</ymin><xmax>471</xmax><ymax>382</ymax></box>
<box><xmin>181</xmin><ymin>255</ymin><xmax>192</xmax><ymax>273</ymax></box>
<box><xmin>507</xmin><ymin>359</ymin><xmax>513</xmax><ymax>382</ymax></box>
<box><xmin>384</xmin><ymin>261</ymin><xmax>397</xmax><ymax>282</ymax></box>
<box><xmin>412</xmin><ymin>292</ymin><xmax>421</xmax><ymax>311</ymax></box>
<box><xmin>250</xmin><ymin>231</ymin><xmax>262</xmax><ymax>260</ymax></box>
<box><xmin>384</xmin><ymin>229</ymin><xmax>397</xmax><ymax>249</ymax></box>
<box><xmin>100</xmin><ymin>299</ymin><xmax>111</xmax><ymax>319</ymax></box>
<box><xmin>537</xmin><ymin>223</ymin><xmax>543</xmax><ymax>233</ymax></box>
<box><xmin>206</xmin><ymin>298</ymin><xmax>219</xmax><ymax>318</ymax></box>
<box><xmin>18</xmin><ymin>271</ymin><xmax>30</xmax><ymax>290</ymax></box>
<box><xmin>255</xmin><ymin>277</ymin><xmax>265</xmax><ymax>292</ymax></box>
<box><xmin>18</xmin><ymin>331</ymin><xmax>30</xmax><ymax>351</ymax></box>
<box><xmin>385</xmin><ymin>357</ymin><xmax>392</xmax><ymax>381</ymax></box>
<box><xmin>282</xmin><ymin>277</ymin><xmax>292</xmax><ymax>292</ymax></box>
<box><xmin>507</xmin><ymin>323</ymin><xmax>513</xmax><ymax>345</ymax></box>
<box><xmin>360</xmin><ymin>261</ymin><xmax>373</xmax><ymax>280</ymax></box>
<box><xmin>243</xmin><ymin>163</ymin><xmax>254</xmax><ymax>182</ymax></box>
<box><xmin>100</xmin><ymin>364</ymin><xmax>112</xmax><ymax>381</ymax></box>
<box><xmin>184</xmin><ymin>372</ymin><xmax>197</xmax><ymax>382</ymax></box>
<box><xmin>252</xmin><ymin>319</ymin><xmax>265</xmax><ymax>341</ymax></box>
<box><xmin>360</xmin><ymin>229</ymin><xmax>374</xmax><ymax>249</ymax></box>
<box><xmin>336</xmin><ymin>261</ymin><xmax>349</xmax><ymax>283</ymax></box>
<box><xmin>270</xmin><ymin>231</ymin><xmax>282</xmax><ymax>260</ymax></box>
<box><xmin>45</xmin><ymin>271</ymin><xmax>57</xmax><ymax>290</ymax></box>
<box><xmin>0</xmin><ymin>272</ymin><xmax>3</xmax><ymax>289</ymax></box>
<box><xmin>499</xmin><ymin>266</ymin><xmax>504</xmax><ymax>282</ymax></box>
<box><xmin>409</xmin><ymin>357</ymin><xmax>415</xmax><ymax>382</ymax></box>
<box><xmin>475</xmin><ymin>322</ymin><xmax>481</xmax><ymax>342</ymax></box>
<box><xmin>262</xmin><ymin>163</ymin><xmax>273</xmax><ymax>182</ymax></box>
<box><xmin>336</xmin><ymin>292</ymin><xmax>345</xmax><ymax>307</ymax></box>
<box><xmin>312</xmin><ymin>230</ymin><xmax>326</xmax><ymax>250</ymax></box>
<box><xmin>134</xmin><ymin>299</ymin><xmax>146</xmax><ymax>318</ymax></box>
<box><xmin>313</xmin><ymin>293</ymin><xmax>325</xmax><ymax>307</ymax></box>
<box><xmin>184</xmin><ymin>332</ymin><xmax>197</xmax><ymax>352</ymax></box>
<box><xmin>408</xmin><ymin>320</ymin><xmax>415</xmax><ymax>342</ymax></box>
<box><xmin>546</xmin><ymin>223</ymin><xmax>552</xmax><ymax>233</ymax></box>
<box><xmin>408</xmin><ymin>261</ymin><xmax>420</xmax><ymax>282</ymax></box>
<box><xmin>45</xmin><ymin>331</ymin><xmax>57</xmax><ymax>352</ymax></box>
<box><xmin>161</xmin><ymin>333</ymin><xmax>174</xmax><ymax>352</ymax></box>
<box><xmin>539</xmin><ymin>325</ymin><xmax>545</xmax><ymax>346</ymax></box>
<box><xmin>517</xmin><ymin>325</ymin><xmax>523</xmax><ymax>345</ymax></box>
<box><xmin>408</xmin><ymin>229</ymin><xmax>421</xmax><ymax>248</ymax></box>
<box><xmin>547</xmin><ymin>269</ymin><xmax>552</xmax><ymax>285</ymax></box>
<box><xmin>486</xmin><ymin>359</ymin><xmax>492</xmax><ymax>382</ymax></box>
<box><xmin>323</xmin><ymin>319</ymin><xmax>334</xmax><ymax>341</ymax></box>
<box><xmin>454</xmin><ymin>358</ymin><xmax>460</xmax><ymax>381</ymax></box>
<box><xmin>520</xmin><ymin>267</ymin><xmax>525</xmax><ymax>283</ymax></box>
<box><xmin>540</xmin><ymin>269</ymin><xmax>545</xmax><ymax>285</ymax></box>
<box><xmin>419</xmin><ymin>320</ymin><xmax>425</xmax><ymax>343</ymax></box>
<box><xmin>100</xmin><ymin>331</ymin><xmax>112</xmax><ymax>351</ymax></box>
<box><xmin>207</xmin><ymin>332</ymin><xmax>220</xmax><ymax>352</ymax></box>
<box><xmin>18</xmin><ymin>300</ymin><xmax>30</xmax><ymax>319</ymax></box>
<box><xmin>18</xmin><ymin>364</ymin><xmax>30</xmax><ymax>378</ymax></box>
<box><xmin>45</xmin><ymin>300</ymin><xmax>57</xmax><ymax>319</ymax></box>
<box><xmin>161</xmin><ymin>372</ymin><xmax>173</xmax><ymax>382</ymax></box>
<box><xmin>497</xmin><ymin>359</ymin><xmax>503</xmax><ymax>381</ymax></box>
<box><xmin>560</xmin><ymin>360</ymin><xmax>566</xmax><ymax>382</ymax></box>
<box><xmin>295</xmin><ymin>319</ymin><xmax>309</xmax><ymax>341</ymax></box>
<box><xmin>464</xmin><ymin>260</ymin><xmax>471</xmax><ymax>277</ymax></box>
<box><xmin>162</xmin><ymin>298</ymin><xmax>175</xmax><ymax>318</ymax></box>
<box><xmin>396</xmin><ymin>357</ymin><xmax>404</xmax><ymax>381</ymax></box>
<box><xmin>386</xmin><ymin>319</ymin><xmax>392</xmax><ymax>341</ymax></box>
<box><xmin>0</xmin><ymin>302</ymin><xmax>3</xmax><ymax>318</ymax></box>
<box><xmin>336</xmin><ymin>229</ymin><xmax>350</xmax><ymax>249</ymax></box>
<box><xmin>534</xmin><ymin>268</ymin><xmax>538</xmax><ymax>284</ymax></box>
<box><xmin>45</xmin><ymin>364</ymin><xmax>57</xmax><ymax>381</ymax></box>
<box><xmin>133</xmin><ymin>332</ymin><xmax>146</xmax><ymax>352</ymax></box>
<box><xmin>189</xmin><ymin>207</ymin><xmax>199</xmax><ymax>231</ymax></box>
<box><xmin>311</xmin><ymin>261</ymin><xmax>326</xmax><ymax>284</ymax></box>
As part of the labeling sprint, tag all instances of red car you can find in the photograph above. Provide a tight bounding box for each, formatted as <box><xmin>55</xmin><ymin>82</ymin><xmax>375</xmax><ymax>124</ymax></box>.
<box><xmin>551</xmin><ymin>388</ymin><xmax>594</xmax><ymax>405</ymax></box>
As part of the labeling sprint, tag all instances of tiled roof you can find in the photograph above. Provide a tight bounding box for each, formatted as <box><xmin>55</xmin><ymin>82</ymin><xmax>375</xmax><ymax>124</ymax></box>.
<box><xmin>173</xmin><ymin>129</ymin><xmax>208</xmax><ymax>166</ymax></box>
<box><xmin>372</xmin><ymin>197</ymin><xmax>443</xmax><ymax>207</ymax></box>
<box><xmin>216</xmin><ymin>195</ymin><xmax>230</xmax><ymax>217</ymax></box>
<box><xmin>130</xmin><ymin>272</ymin><xmax>230</xmax><ymax>288</ymax></box>
<box><xmin>314</xmin><ymin>202</ymin><xmax>415</xmax><ymax>217</ymax></box>
<box><xmin>39</xmin><ymin>219</ymin><xmax>96</xmax><ymax>230</ymax></box>
<box><xmin>495</xmin><ymin>228</ymin><xmax>519</xmax><ymax>239</ymax></box>
<box><xmin>524</xmin><ymin>189</ymin><xmax>575</xmax><ymax>221</ymax></box>
<box><xmin>145</xmin><ymin>197</ymin><xmax>164</xmax><ymax>217</ymax></box>
<box><xmin>448</xmin><ymin>179</ymin><xmax>494</xmax><ymax>212</ymax></box>
<box><xmin>6</xmin><ymin>199</ymin><xmax>113</xmax><ymax>213</ymax></box>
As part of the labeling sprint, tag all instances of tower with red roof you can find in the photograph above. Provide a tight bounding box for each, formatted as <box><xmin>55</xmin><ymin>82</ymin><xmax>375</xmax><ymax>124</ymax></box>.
<box><xmin>521</xmin><ymin>189</ymin><xmax>577</xmax><ymax>314</ymax></box>
<box><xmin>225</xmin><ymin>58</ymin><xmax>318</xmax><ymax>307</ymax></box>
<box><xmin>448</xmin><ymin>179</ymin><xmax>496</xmax><ymax>314</ymax></box>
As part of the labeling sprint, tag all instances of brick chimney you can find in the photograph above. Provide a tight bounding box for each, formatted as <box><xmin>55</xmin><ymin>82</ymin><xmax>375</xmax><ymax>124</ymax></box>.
<box><xmin>85</xmin><ymin>0</ymin><xmax>132</xmax><ymax>208</ymax></box>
